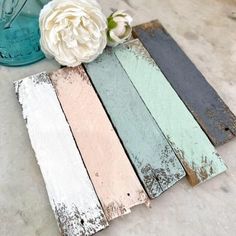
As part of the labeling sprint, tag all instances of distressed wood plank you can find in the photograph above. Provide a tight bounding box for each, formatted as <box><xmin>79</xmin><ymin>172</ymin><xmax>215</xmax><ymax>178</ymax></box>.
<box><xmin>115</xmin><ymin>39</ymin><xmax>227</xmax><ymax>185</ymax></box>
<box><xmin>133</xmin><ymin>20</ymin><xmax>236</xmax><ymax>146</ymax></box>
<box><xmin>14</xmin><ymin>72</ymin><xmax>108</xmax><ymax>236</ymax></box>
<box><xmin>50</xmin><ymin>67</ymin><xmax>149</xmax><ymax>221</ymax></box>
<box><xmin>84</xmin><ymin>50</ymin><xmax>185</xmax><ymax>199</ymax></box>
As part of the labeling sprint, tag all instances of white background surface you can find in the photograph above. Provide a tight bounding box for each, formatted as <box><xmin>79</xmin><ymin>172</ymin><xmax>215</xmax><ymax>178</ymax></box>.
<box><xmin>0</xmin><ymin>0</ymin><xmax>236</xmax><ymax>235</ymax></box>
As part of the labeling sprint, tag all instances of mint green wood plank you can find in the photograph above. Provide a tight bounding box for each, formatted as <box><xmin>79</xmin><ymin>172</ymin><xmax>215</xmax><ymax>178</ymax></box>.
<box><xmin>84</xmin><ymin>49</ymin><xmax>185</xmax><ymax>198</ymax></box>
<box><xmin>115</xmin><ymin>39</ymin><xmax>227</xmax><ymax>185</ymax></box>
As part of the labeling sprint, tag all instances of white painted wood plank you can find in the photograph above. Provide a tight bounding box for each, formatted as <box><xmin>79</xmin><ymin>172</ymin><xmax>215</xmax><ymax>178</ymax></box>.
<box><xmin>14</xmin><ymin>72</ymin><xmax>108</xmax><ymax>236</ymax></box>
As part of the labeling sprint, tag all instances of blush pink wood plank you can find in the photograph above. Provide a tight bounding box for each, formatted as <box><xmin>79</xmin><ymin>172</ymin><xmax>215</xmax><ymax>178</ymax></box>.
<box><xmin>50</xmin><ymin>67</ymin><xmax>149</xmax><ymax>221</ymax></box>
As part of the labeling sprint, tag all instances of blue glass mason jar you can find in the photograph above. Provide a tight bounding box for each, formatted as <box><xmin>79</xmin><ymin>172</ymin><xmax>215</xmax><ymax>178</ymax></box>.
<box><xmin>0</xmin><ymin>0</ymin><xmax>49</xmax><ymax>66</ymax></box>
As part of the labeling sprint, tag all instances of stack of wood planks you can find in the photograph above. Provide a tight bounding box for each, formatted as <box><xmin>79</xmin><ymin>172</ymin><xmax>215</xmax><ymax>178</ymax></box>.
<box><xmin>14</xmin><ymin>20</ymin><xmax>235</xmax><ymax>236</ymax></box>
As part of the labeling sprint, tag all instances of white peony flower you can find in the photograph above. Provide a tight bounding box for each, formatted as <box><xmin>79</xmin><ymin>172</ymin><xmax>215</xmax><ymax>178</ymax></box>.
<box><xmin>39</xmin><ymin>0</ymin><xmax>107</xmax><ymax>67</ymax></box>
<box><xmin>107</xmin><ymin>10</ymin><xmax>133</xmax><ymax>47</ymax></box>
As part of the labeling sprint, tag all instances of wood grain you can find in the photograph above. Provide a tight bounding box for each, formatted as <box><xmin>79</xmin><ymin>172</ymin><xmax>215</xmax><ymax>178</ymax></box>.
<box><xmin>133</xmin><ymin>20</ymin><xmax>236</xmax><ymax>146</ymax></box>
<box><xmin>84</xmin><ymin>49</ymin><xmax>185</xmax><ymax>198</ymax></box>
<box><xmin>14</xmin><ymin>72</ymin><xmax>108</xmax><ymax>236</ymax></box>
<box><xmin>50</xmin><ymin>67</ymin><xmax>149</xmax><ymax>221</ymax></box>
<box><xmin>115</xmin><ymin>39</ymin><xmax>227</xmax><ymax>185</ymax></box>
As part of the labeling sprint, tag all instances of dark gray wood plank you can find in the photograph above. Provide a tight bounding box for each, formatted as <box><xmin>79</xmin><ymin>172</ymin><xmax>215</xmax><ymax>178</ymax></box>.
<box><xmin>133</xmin><ymin>20</ymin><xmax>236</xmax><ymax>146</ymax></box>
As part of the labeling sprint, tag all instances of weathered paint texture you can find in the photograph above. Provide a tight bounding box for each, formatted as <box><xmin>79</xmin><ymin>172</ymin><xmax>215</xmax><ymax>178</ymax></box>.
<box><xmin>14</xmin><ymin>73</ymin><xmax>108</xmax><ymax>236</ymax></box>
<box><xmin>133</xmin><ymin>20</ymin><xmax>236</xmax><ymax>146</ymax></box>
<box><xmin>50</xmin><ymin>67</ymin><xmax>149</xmax><ymax>221</ymax></box>
<box><xmin>115</xmin><ymin>39</ymin><xmax>227</xmax><ymax>185</ymax></box>
<box><xmin>84</xmin><ymin>50</ymin><xmax>185</xmax><ymax>198</ymax></box>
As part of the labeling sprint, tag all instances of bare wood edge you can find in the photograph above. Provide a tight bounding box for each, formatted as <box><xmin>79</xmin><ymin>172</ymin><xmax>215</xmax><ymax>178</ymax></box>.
<box><xmin>132</xmin><ymin>20</ymin><xmax>164</xmax><ymax>38</ymax></box>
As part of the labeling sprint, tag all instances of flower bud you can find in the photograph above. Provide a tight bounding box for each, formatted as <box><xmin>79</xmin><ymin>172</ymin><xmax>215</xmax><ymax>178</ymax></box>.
<box><xmin>107</xmin><ymin>10</ymin><xmax>133</xmax><ymax>47</ymax></box>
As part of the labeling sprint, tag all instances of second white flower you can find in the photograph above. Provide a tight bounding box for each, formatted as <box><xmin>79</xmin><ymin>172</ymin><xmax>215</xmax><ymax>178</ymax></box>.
<box><xmin>107</xmin><ymin>10</ymin><xmax>133</xmax><ymax>47</ymax></box>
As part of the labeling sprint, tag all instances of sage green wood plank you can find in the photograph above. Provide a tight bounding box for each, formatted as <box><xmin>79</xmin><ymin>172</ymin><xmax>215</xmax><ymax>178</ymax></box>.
<box><xmin>115</xmin><ymin>39</ymin><xmax>227</xmax><ymax>186</ymax></box>
<box><xmin>84</xmin><ymin>49</ymin><xmax>185</xmax><ymax>198</ymax></box>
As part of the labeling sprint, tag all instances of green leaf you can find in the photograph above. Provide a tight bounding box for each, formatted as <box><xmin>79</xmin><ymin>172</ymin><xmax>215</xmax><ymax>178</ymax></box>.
<box><xmin>107</xmin><ymin>18</ymin><xmax>117</xmax><ymax>30</ymax></box>
<box><xmin>107</xmin><ymin>31</ymin><xmax>114</xmax><ymax>42</ymax></box>
<box><xmin>107</xmin><ymin>16</ymin><xmax>113</xmax><ymax>22</ymax></box>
